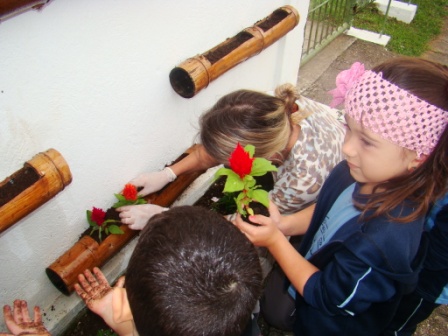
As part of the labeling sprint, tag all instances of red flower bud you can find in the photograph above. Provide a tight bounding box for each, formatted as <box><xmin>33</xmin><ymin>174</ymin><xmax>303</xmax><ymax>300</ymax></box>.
<box><xmin>91</xmin><ymin>207</ymin><xmax>106</xmax><ymax>226</ymax></box>
<box><xmin>229</xmin><ymin>143</ymin><xmax>254</xmax><ymax>178</ymax></box>
<box><xmin>123</xmin><ymin>183</ymin><xmax>138</xmax><ymax>201</ymax></box>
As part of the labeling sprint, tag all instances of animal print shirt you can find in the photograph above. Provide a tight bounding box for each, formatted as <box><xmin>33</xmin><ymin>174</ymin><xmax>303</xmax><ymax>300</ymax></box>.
<box><xmin>270</xmin><ymin>96</ymin><xmax>346</xmax><ymax>214</ymax></box>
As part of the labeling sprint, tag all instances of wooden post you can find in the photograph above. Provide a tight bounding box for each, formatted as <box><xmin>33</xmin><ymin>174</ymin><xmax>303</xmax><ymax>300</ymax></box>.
<box><xmin>0</xmin><ymin>148</ymin><xmax>72</xmax><ymax>234</ymax></box>
<box><xmin>169</xmin><ymin>5</ymin><xmax>300</xmax><ymax>98</ymax></box>
<box><xmin>46</xmin><ymin>145</ymin><xmax>205</xmax><ymax>295</ymax></box>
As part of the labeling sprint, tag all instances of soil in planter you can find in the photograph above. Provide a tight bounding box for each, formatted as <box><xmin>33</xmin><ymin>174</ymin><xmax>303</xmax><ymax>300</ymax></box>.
<box><xmin>60</xmin><ymin>306</ymin><xmax>117</xmax><ymax>336</ymax></box>
<box><xmin>0</xmin><ymin>166</ymin><xmax>40</xmax><ymax>207</ymax></box>
<box><xmin>82</xmin><ymin>208</ymin><xmax>122</xmax><ymax>243</ymax></box>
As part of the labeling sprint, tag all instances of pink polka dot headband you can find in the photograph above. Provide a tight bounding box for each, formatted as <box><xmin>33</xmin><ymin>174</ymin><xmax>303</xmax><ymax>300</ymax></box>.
<box><xmin>329</xmin><ymin>62</ymin><xmax>448</xmax><ymax>157</ymax></box>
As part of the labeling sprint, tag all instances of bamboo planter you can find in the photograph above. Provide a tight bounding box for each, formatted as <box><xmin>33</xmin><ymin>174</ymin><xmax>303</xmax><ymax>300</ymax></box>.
<box><xmin>0</xmin><ymin>0</ymin><xmax>50</xmax><ymax>22</ymax></box>
<box><xmin>0</xmin><ymin>148</ymin><xmax>72</xmax><ymax>234</ymax></box>
<box><xmin>169</xmin><ymin>5</ymin><xmax>300</xmax><ymax>98</ymax></box>
<box><xmin>46</xmin><ymin>145</ymin><xmax>205</xmax><ymax>295</ymax></box>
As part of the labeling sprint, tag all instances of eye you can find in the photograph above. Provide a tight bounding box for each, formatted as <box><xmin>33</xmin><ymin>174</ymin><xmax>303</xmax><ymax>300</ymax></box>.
<box><xmin>361</xmin><ymin>138</ymin><xmax>373</xmax><ymax>146</ymax></box>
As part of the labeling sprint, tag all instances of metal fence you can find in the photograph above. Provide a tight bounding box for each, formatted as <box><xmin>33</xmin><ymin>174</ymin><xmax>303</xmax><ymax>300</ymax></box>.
<box><xmin>301</xmin><ymin>0</ymin><xmax>375</xmax><ymax>65</ymax></box>
<box><xmin>301</xmin><ymin>0</ymin><xmax>415</xmax><ymax>65</ymax></box>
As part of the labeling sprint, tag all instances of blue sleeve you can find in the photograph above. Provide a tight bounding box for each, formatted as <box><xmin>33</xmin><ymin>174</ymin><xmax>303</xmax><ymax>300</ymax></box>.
<box><xmin>417</xmin><ymin>203</ymin><xmax>448</xmax><ymax>302</ymax></box>
<box><xmin>424</xmin><ymin>203</ymin><xmax>448</xmax><ymax>271</ymax></box>
<box><xmin>303</xmin><ymin>248</ymin><xmax>397</xmax><ymax>316</ymax></box>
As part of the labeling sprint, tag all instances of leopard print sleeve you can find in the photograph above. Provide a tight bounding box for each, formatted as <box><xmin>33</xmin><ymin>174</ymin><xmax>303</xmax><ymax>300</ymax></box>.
<box><xmin>270</xmin><ymin>97</ymin><xmax>346</xmax><ymax>214</ymax></box>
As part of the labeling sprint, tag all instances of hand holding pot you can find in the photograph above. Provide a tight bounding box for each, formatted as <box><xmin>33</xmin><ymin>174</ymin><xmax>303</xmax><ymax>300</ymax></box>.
<box><xmin>117</xmin><ymin>204</ymin><xmax>168</xmax><ymax>230</ymax></box>
<box><xmin>129</xmin><ymin>167</ymin><xmax>176</xmax><ymax>196</ymax></box>
<box><xmin>1</xmin><ymin>300</ymin><xmax>50</xmax><ymax>336</ymax></box>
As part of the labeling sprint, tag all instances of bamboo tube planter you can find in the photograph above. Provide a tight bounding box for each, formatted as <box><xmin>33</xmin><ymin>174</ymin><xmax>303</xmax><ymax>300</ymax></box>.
<box><xmin>169</xmin><ymin>5</ymin><xmax>300</xmax><ymax>98</ymax></box>
<box><xmin>0</xmin><ymin>0</ymin><xmax>51</xmax><ymax>22</ymax></box>
<box><xmin>46</xmin><ymin>145</ymin><xmax>206</xmax><ymax>295</ymax></box>
<box><xmin>0</xmin><ymin>148</ymin><xmax>72</xmax><ymax>234</ymax></box>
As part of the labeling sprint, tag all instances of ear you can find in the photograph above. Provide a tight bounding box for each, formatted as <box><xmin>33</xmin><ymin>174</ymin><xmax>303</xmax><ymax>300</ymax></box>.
<box><xmin>408</xmin><ymin>154</ymin><xmax>428</xmax><ymax>171</ymax></box>
<box><xmin>112</xmin><ymin>287</ymin><xmax>133</xmax><ymax>323</ymax></box>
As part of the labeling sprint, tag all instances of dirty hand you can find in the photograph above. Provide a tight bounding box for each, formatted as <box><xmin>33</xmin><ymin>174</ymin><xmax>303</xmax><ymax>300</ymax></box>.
<box><xmin>0</xmin><ymin>300</ymin><xmax>50</xmax><ymax>336</ymax></box>
<box><xmin>129</xmin><ymin>167</ymin><xmax>176</xmax><ymax>196</ymax></box>
<box><xmin>117</xmin><ymin>204</ymin><xmax>168</xmax><ymax>230</ymax></box>
<box><xmin>74</xmin><ymin>268</ymin><xmax>124</xmax><ymax>318</ymax></box>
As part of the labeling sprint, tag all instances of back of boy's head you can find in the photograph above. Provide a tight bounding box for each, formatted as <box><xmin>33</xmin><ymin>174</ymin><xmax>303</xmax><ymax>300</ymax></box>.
<box><xmin>199</xmin><ymin>86</ymin><xmax>299</xmax><ymax>164</ymax></box>
<box><xmin>126</xmin><ymin>206</ymin><xmax>262</xmax><ymax>336</ymax></box>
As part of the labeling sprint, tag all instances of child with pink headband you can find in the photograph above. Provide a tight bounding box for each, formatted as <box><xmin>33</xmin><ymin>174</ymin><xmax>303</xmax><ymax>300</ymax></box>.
<box><xmin>234</xmin><ymin>57</ymin><xmax>448</xmax><ymax>335</ymax></box>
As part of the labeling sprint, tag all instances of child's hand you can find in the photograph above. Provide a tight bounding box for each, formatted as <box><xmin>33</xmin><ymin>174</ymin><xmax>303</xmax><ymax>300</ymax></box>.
<box><xmin>0</xmin><ymin>300</ymin><xmax>50</xmax><ymax>336</ymax></box>
<box><xmin>74</xmin><ymin>268</ymin><xmax>124</xmax><ymax>318</ymax></box>
<box><xmin>234</xmin><ymin>202</ymin><xmax>284</xmax><ymax>248</ymax></box>
<box><xmin>75</xmin><ymin>268</ymin><xmax>134</xmax><ymax>336</ymax></box>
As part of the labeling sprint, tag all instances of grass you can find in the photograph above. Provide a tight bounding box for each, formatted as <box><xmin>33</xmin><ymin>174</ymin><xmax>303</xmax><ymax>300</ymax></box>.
<box><xmin>352</xmin><ymin>0</ymin><xmax>448</xmax><ymax>56</ymax></box>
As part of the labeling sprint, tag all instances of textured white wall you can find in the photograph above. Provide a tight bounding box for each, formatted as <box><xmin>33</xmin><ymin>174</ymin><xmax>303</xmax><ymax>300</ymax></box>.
<box><xmin>0</xmin><ymin>0</ymin><xmax>309</xmax><ymax>334</ymax></box>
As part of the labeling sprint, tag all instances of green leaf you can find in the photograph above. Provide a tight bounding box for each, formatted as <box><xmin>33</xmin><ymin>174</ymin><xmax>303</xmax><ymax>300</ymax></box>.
<box><xmin>135</xmin><ymin>198</ymin><xmax>147</xmax><ymax>205</ymax></box>
<box><xmin>112</xmin><ymin>192</ymin><xmax>147</xmax><ymax>208</ymax></box>
<box><xmin>244</xmin><ymin>144</ymin><xmax>255</xmax><ymax>158</ymax></box>
<box><xmin>86</xmin><ymin>210</ymin><xmax>95</xmax><ymax>226</ymax></box>
<box><xmin>214</xmin><ymin>167</ymin><xmax>233</xmax><ymax>179</ymax></box>
<box><xmin>251</xmin><ymin>189</ymin><xmax>270</xmax><ymax>208</ymax></box>
<box><xmin>243</xmin><ymin>175</ymin><xmax>256</xmax><ymax>188</ymax></box>
<box><xmin>108</xmin><ymin>225</ymin><xmax>124</xmax><ymax>234</ymax></box>
<box><xmin>247</xmin><ymin>207</ymin><xmax>254</xmax><ymax>216</ymax></box>
<box><xmin>223</xmin><ymin>173</ymin><xmax>245</xmax><ymax>193</ymax></box>
<box><xmin>112</xmin><ymin>200</ymin><xmax>126</xmax><ymax>208</ymax></box>
<box><xmin>250</xmin><ymin>157</ymin><xmax>277</xmax><ymax>176</ymax></box>
<box><xmin>114</xmin><ymin>193</ymin><xmax>126</xmax><ymax>201</ymax></box>
<box><xmin>236</xmin><ymin>199</ymin><xmax>246</xmax><ymax>216</ymax></box>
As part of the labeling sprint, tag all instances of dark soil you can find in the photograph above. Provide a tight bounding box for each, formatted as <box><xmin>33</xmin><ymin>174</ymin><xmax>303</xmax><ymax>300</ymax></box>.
<box><xmin>61</xmin><ymin>308</ymin><xmax>114</xmax><ymax>336</ymax></box>
<box><xmin>0</xmin><ymin>165</ymin><xmax>40</xmax><ymax>206</ymax></box>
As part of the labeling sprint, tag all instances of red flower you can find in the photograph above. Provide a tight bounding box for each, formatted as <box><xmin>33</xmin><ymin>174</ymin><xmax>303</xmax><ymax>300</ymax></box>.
<box><xmin>91</xmin><ymin>207</ymin><xmax>106</xmax><ymax>226</ymax></box>
<box><xmin>122</xmin><ymin>183</ymin><xmax>138</xmax><ymax>201</ymax></box>
<box><xmin>229</xmin><ymin>143</ymin><xmax>254</xmax><ymax>178</ymax></box>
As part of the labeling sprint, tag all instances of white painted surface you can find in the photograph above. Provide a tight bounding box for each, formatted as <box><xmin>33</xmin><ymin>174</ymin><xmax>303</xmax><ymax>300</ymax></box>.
<box><xmin>374</xmin><ymin>0</ymin><xmax>417</xmax><ymax>24</ymax></box>
<box><xmin>0</xmin><ymin>0</ymin><xmax>309</xmax><ymax>334</ymax></box>
<box><xmin>346</xmin><ymin>27</ymin><xmax>391</xmax><ymax>46</ymax></box>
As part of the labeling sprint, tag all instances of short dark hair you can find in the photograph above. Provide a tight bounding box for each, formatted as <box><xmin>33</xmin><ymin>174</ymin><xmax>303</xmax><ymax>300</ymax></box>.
<box><xmin>126</xmin><ymin>206</ymin><xmax>263</xmax><ymax>336</ymax></box>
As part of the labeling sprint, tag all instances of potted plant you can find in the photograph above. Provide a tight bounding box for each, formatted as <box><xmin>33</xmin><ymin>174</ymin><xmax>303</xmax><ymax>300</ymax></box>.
<box><xmin>86</xmin><ymin>184</ymin><xmax>147</xmax><ymax>242</ymax></box>
<box><xmin>214</xmin><ymin>143</ymin><xmax>277</xmax><ymax>219</ymax></box>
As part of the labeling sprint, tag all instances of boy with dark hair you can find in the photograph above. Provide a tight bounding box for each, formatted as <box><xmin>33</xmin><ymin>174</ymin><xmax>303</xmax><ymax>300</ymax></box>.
<box><xmin>75</xmin><ymin>206</ymin><xmax>263</xmax><ymax>336</ymax></box>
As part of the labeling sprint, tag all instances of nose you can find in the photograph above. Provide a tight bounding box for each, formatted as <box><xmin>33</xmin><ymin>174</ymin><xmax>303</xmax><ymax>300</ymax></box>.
<box><xmin>342</xmin><ymin>133</ymin><xmax>355</xmax><ymax>158</ymax></box>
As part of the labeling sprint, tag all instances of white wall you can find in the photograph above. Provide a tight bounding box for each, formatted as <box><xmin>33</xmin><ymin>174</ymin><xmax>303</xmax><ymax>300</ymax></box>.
<box><xmin>0</xmin><ymin>0</ymin><xmax>309</xmax><ymax>334</ymax></box>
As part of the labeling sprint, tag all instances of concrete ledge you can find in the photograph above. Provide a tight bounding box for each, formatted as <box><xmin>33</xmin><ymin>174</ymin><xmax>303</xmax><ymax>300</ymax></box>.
<box><xmin>346</xmin><ymin>27</ymin><xmax>390</xmax><ymax>46</ymax></box>
<box><xmin>374</xmin><ymin>0</ymin><xmax>417</xmax><ymax>24</ymax></box>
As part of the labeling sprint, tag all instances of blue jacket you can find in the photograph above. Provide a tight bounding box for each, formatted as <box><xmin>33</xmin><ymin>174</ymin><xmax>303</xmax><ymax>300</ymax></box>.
<box><xmin>416</xmin><ymin>193</ymin><xmax>448</xmax><ymax>304</ymax></box>
<box><xmin>293</xmin><ymin>161</ymin><xmax>426</xmax><ymax>335</ymax></box>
